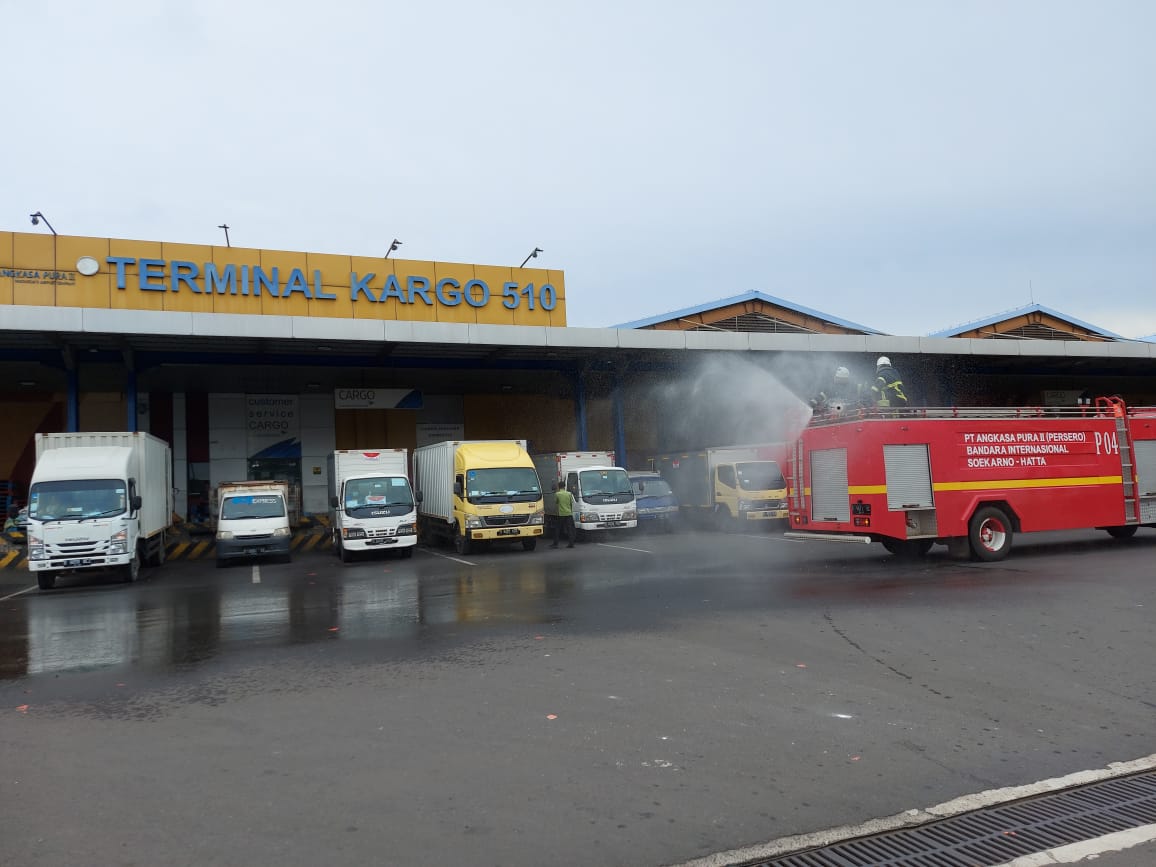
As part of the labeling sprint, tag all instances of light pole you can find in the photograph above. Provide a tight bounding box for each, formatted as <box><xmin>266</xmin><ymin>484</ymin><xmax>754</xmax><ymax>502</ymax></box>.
<box><xmin>29</xmin><ymin>212</ymin><xmax>57</xmax><ymax>235</ymax></box>
<box><xmin>385</xmin><ymin>239</ymin><xmax>402</xmax><ymax>259</ymax></box>
<box><xmin>520</xmin><ymin>247</ymin><xmax>543</xmax><ymax>268</ymax></box>
<box><xmin>218</xmin><ymin>224</ymin><xmax>231</xmax><ymax>247</ymax></box>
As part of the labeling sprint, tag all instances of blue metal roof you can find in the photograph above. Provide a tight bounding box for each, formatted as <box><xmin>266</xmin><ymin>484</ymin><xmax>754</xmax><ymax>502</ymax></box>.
<box><xmin>928</xmin><ymin>303</ymin><xmax>1123</xmax><ymax>340</ymax></box>
<box><xmin>612</xmin><ymin>290</ymin><xmax>885</xmax><ymax>334</ymax></box>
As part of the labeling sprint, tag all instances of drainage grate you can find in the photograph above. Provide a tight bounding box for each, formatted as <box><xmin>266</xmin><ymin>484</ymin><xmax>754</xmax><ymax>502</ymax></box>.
<box><xmin>746</xmin><ymin>771</ymin><xmax>1156</xmax><ymax>867</ymax></box>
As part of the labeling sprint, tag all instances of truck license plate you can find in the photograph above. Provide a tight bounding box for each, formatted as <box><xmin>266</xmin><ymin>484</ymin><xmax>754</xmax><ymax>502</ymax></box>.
<box><xmin>597</xmin><ymin>522</ymin><xmax>627</xmax><ymax>529</ymax></box>
<box><xmin>61</xmin><ymin>558</ymin><xmax>99</xmax><ymax>567</ymax></box>
<box><xmin>366</xmin><ymin>538</ymin><xmax>397</xmax><ymax>546</ymax></box>
<box><xmin>496</xmin><ymin>528</ymin><xmax>519</xmax><ymax>536</ymax></box>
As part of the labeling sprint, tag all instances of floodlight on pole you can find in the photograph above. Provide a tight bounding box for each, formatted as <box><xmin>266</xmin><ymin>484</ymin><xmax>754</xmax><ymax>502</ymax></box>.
<box><xmin>218</xmin><ymin>224</ymin><xmax>231</xmax><ymax>247</ymax></box>
<box><xmin>385</xmin><ymin>239</ymin><xmax>402</xmax><ymax>259</ymax></box>
<box><xmin>29</xmin><ymin>212</ymin><xmax>57</xmax><ymax>235</ymax></box>
<box><xmin>519</xmin><ymin>247</ymin><xmax>543</xmax><ymax>268</ymax></box>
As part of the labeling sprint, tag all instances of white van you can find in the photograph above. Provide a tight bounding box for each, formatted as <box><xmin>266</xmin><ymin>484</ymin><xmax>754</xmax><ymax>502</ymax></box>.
<box><xmin>216</xmin><ymin>481</ymin><xmax>292</xmax><ymax>567</ymax></box>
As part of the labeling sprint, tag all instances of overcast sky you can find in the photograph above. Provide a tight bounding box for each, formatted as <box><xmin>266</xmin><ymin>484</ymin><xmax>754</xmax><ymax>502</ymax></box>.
<box><xmin>5</xmin><ymin>1</ymin><xmax>1154</xmax><ymax>337</ymax></box>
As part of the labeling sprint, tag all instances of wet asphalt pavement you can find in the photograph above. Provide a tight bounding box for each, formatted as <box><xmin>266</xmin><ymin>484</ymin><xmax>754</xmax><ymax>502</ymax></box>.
<box><xmin>2</xmin><ymin>527</ymin><xmax>1155</xmax><ymax>867</ymax></box>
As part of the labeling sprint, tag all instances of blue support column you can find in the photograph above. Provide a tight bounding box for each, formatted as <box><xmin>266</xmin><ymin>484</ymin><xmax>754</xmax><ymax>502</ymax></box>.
<box><xmin>612</xmin><ymin>373</ymin><xmax>626</xmax><ymax>468</ymax></box>
<box><xmin>66</xmin><ymin>368</ymin><xmax>79</xmax><ymax>432</ymax></box>
<box><xmin>126</xmin><ymin>368</ymin><xmax>138</xmax><ymax>432</ymax></box>
<box><xmin>573</xmin><ymin>370</ymin><xmax>588</xmax><ymax>450</ymax></box>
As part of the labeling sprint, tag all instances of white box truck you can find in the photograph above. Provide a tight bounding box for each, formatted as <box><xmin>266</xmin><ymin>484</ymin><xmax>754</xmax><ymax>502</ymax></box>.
<box><xmin>215</xmin><ymin>480</ymin><xmax>292</xmax><ymax>567</ymax></box>
<box><xmin>531</xmin><ymin>451</ymin><xmax>637</xmax><ymax>535</ymax></box>
<box><xmin>327</xmin><ymin>449</ymin><xmax>418</xmax><ymax>562</ymax></box>
<box><xmin>651</xmin><ymin>443</ymin><xmax>789</xmax><ymax>531</ymax></box>
<box><xmin>413</xmin><ymin>440</ymin><xmax>544</xmax><ymax>555</ymax></box>
<box><xmin>27</xmin><ymin>432</ymin><xmax>173</xmax><ymax>590</ymax></box>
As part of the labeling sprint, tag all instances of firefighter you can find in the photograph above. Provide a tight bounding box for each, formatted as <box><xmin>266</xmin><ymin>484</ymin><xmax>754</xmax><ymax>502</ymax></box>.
<box><xmin>811</xmin><ymin>366</ymin><xmax>855</xmax><ymax>416</ymax></box>
<box><xmin>870</xmin><ymin>357</ymin><xmax>908</xmax><ymax>408</ymax></box>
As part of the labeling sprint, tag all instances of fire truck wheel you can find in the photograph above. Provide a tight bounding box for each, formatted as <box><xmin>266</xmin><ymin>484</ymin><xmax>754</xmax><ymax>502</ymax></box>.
<box><xmin>1105</xmin><ymin>525</ymin><xmax>1138</xmax><ymax>540</ymax></box>
<box><xmin>968</xmin><ymin>507</ymin><xmax>1013</xmax><ymax>561</ymax></box>
<box><xmin>881</xmin><ymin>538</ymin><xmax>933</xmax><ymax>558</ymax></box>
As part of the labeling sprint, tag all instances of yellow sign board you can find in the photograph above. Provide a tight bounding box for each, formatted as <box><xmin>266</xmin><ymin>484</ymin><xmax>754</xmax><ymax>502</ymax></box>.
<box><xmin>0</xmin><ymin>232</ymin><xmax>566</xmax><ymax>327</ymax></box>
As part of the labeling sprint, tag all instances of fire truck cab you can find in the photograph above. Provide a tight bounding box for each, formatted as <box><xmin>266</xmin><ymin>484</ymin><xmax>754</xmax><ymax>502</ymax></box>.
<box><xmin>786</xmin><ymin>398</ymin><xmax>1156</xmax><ymax>561</ymax></box>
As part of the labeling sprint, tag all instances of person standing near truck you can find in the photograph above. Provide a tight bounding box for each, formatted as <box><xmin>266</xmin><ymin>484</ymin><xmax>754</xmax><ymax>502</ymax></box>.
<box><xmin>549</xmin><ymin>482</ymin><xmax>576</xmax><ymax>548</ymax></box>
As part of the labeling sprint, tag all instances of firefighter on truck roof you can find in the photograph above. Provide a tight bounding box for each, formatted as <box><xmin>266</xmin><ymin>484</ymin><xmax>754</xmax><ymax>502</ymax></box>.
<box><xmin>811</xmin><ymin>366</ymin><xmax>858</xmax><ymax>416</ymax></box>
<box><xmin>871</xmin><ymin>356</ymin><xmax>909</xmax><ymax>408</ymax></box>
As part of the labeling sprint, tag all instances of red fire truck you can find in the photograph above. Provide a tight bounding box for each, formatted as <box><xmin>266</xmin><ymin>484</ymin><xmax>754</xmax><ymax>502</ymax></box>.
<box><xmin>785</xmin><ymin>398</ymin><xmax>1156</xmax><ymax>561</ymax></box>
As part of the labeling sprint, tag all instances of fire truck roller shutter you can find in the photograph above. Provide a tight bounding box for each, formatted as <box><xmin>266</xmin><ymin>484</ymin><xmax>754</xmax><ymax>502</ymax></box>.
<box><xmin>1133</xmin><ymin>440</ymin><xmax>1156</xmax><ymax>523</ymax></box>
<box><xmin>810</xmin><ymin>448</ymin><xmax>850</xmax><ymax>523</ymax></box>
<box><xmin>883</xmin><ymin>444</ymin><xmax>934</xmax><ymax>511</ymax></box>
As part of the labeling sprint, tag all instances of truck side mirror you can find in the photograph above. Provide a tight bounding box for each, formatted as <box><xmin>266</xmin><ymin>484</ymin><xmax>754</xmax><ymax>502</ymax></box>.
<box><xmin>330</xmin><ymin>495</ymin><xmax>338</xmax><ymax>508</ymax></box>
<box><xmin>415</xmin><ymin>491</ymin><xmax>424</xmax><ymax>504</ymax></box>
<box><xmin>131</xmin><ymin>495</ymin><xmax>142</xmax><ymax>512</ymax></box>
<box><xmin>453</xmin><ymin>481</ymin><xmax>462</xmax><ymax>497</ymax></box>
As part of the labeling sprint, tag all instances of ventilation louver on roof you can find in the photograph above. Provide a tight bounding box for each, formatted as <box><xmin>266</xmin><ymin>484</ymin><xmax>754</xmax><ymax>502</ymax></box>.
<box><xmin>984</xmin><ymin>323</ymin><xmax>1111</xmax><ymax>341</ymax></box>
<box><xmin>688</xmin><ymin>313</ymin><xmax>817</xmax><ymax>334</ymax></box>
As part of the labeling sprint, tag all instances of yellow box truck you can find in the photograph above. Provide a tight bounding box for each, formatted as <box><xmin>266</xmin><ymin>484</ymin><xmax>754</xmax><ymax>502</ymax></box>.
<box><xmin>651</xmin><ymin>444</ymin><xmax>789</xmax><ymax>531</ymax></box>
<box><xmin>413</xmin><ymin>440</ymin><xmax>545</xmax><ymax>555</ymax></box>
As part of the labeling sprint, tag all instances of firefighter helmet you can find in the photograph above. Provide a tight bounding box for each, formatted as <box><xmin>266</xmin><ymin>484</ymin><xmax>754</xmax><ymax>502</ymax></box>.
<box><xmin>834</xmin><ymin>366</ymin><xmax>850</xmax><ymax>381</ymax></box>
<box><xmin>876</xmin><ymin>356</ymin><xmax>891</xmax><ymax>369</ymax></box>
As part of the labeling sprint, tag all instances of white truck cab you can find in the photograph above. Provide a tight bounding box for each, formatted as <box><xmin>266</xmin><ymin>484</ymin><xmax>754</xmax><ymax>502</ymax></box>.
<box><xmin>327</xmin><ymin>449</ymin><xmax>418</xmax><ymax>562</ymax></box>
<box><xmin>27</xmin><ymin>433</ymin><xmax>172</xmax><ymax>591</ymax></box>
<box><xmin>215</xmin><ymin>481</ymin><xmax>292</xmax><ymax>566</ymax></box>
<box><xmin>532</xmin><ymin>452</ymin><xmax>637</xmax><ymax>534</ymax></box>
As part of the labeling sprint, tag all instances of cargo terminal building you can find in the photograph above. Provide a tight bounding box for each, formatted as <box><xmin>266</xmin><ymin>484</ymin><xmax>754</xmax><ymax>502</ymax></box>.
<box><xmin>3</xmin><ymin>229</ymin><xmax>1154</xmax><ymax>522</ymax></box>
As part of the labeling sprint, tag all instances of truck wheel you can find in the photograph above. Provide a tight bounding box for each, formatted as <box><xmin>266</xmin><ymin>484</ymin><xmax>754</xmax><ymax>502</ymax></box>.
<box><xmin>338</xmin><ymin>539</ymin><xmax>352</xmax><ymax>563</ymax></box>
<box><xmin>1106</xmin><ymin>525</ymin><xmax>1138</xmax><ymax>540</ymax></box>
<box><xmin>522</xmin><ymin>538</ymin><xmax>537</xmax><ymax>552</ymax></box>
<box><xmin>216</xmin><ymin>558</ymin><xmax>227</xmax><ymax>569</ymax></box>
<box><xmin>398</xmin><ymin>547</ymin><xmax>414</xmax><ymax>559</ymax></box>
<box><xmin>454</xmin><ymin>526</ymin><xmax>472</xmax><ymax>556</ymax></box>
<box><xmin>714</xmin><ymin>507</ymin><xmax>737</xmax><ymax>534</ymax></box>
<box><xmin>150</xmin><ymin>537</ymin><xmax>166</xmax><ymax>568</ymax></box>
<box><xmin>120</xmin><ymin>554</ymin><xmax>140</xmax><ymax>583</ymax></box>
<box><xmin>882</xmin><ymin>538</ymin><xmax>933</xmax><ymax>558</ymax></box>
<box><xmin>968</xmin><ymin>507</ymin><xmax>1013</xmax><ymax>562</ymax></box>
<box><xmin>37</xmin><ymin>573</ymin><xmax>56</xmax><ymax>591</ymax></box>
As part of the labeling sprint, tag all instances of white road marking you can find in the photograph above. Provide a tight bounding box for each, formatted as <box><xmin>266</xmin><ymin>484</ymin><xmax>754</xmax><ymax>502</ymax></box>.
<box><xmin>596</xmin><ymin>542</ymin><xmax>653</xmax><ymax>554</ymax></box>
<box><xmin>673</xmin><ymin>753</ymin><xmax>1156</xmax><ymax>867</ymax></box>
<box><xmin>997</xmin><ymin>824</ymin><xmax>1156</xmax><ymax>865</ymax></box>
<box><xmin>251</xmin><ymin>564</ymin><xmax>260</xmax><ymax>584</ymax></box>
<box><xmin>0</xmin><ymin>585</ymin><xmax>37</xmax><ymax>601</ymax></box>
<box><xmin>419</xmin><ymin>548</ymin><xmax>477</xmax><ymax>567</ymax></box>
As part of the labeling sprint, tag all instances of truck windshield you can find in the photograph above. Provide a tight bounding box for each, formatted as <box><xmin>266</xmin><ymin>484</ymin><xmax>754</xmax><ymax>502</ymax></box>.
<box><xmin>221</xmin><ymin>495</ymin><xmax>286</xmax><ymax>520</ymax></box>
<box><xmin>344</xmin><ymin>477</ymin><xmax>414</xmax><ymax>517</ymax></box>
<box><xmin>632</xmin><ymin>477</ymin><xmax>673</xmax><ymax>498</ymax></box>
<box><xmin>465</xmin><ymin>468</ymin><xmax>542</xmax><ymax>504</ymax></box>
<box><xmin>28</xmin><ymin>479</ymin><xmax>127</xmax><ymax>522</ymax></box>
<box><xmin>579</xmin><ymin>469</ymin><xmax>634</xmax><ymax>504</ymax></box>
<box><xmin>736</xmin><ymin>462</ymin><xmax>786</xmax><ymax>492</ymax></box>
